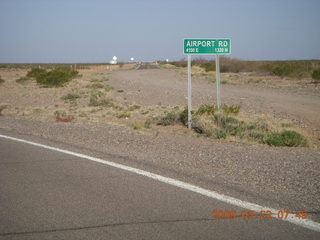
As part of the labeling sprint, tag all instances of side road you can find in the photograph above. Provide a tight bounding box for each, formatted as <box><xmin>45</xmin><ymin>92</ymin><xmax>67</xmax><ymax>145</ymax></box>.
<box><xmin>0</xmin><ymin>117</ymin><xmax>319</xmax><ymax>222</ymax></box>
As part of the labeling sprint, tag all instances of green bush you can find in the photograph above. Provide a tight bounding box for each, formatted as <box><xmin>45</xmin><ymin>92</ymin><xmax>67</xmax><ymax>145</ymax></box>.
<box><xmin>248</xmin><ymin>132</ymin><xmax>266</xmax><ymax>141</ymax></box>
<box><xmin>192</xmin><ymin>115</ymin><xmax>215</xmax><ymax>137</ymax></box>
<box><xmin>26</xmin><ymin>68</ymin><xmax>47</xmax><ymax>78</ymax></box>
<box><xmin>215</xmin><ymin>130</ymin><xmax>227</xmax><ymax>139</ymax></box>
<box><xmin>220</xmin><ymin>64</ymin><xmax>241</xmax><ymax>73</ymax></box>
<box><xmin>86</xmin><ymin>81</ymin><xmax>113</xmax><ymax>92</ymax></box>
<box><xmin>144</xmin><ymin>119</ymin><xmax>153</xmax><ymax>128</ymax></box>
<box><xmin>264</xmin><ymin>130</ymin><xmax>307</xmax><ymax>147</ymax></box>
<box><xmin>170</xmin><ymin>61</ymin><xmax>187</xmax><ymax>68</ymax></box>
<box><xmin>270</xmin><ymin>62</ymin><xmax>309</xmax><ymax>79</ymax></box>
<box><xmin>222</xmin><ymin>104</ymin><xmax>241</xmax><ymax>115</ymax></box>
<box><xmin>87</xmin><ymin>82</ymin><xmax>105</xmax><ymax>89</ymax></box>
<box><xmin>61</xmin><ymin>93</ymin><xmax>80</xmax><ymax>103</ymax></box>
<box><xmin>180</xmin><ymin>107</ymin><xmax>188</xmax><ymax>126</ymax></box>
<box><xmin>214</xmin><ymin>114</ymin><xmax>239</xmax><ymax>129</ymax></box>
<box><xmin>128</xmin><ymin>105</ymin><xmax>141</xmax><ymax>111</ymax></box>
<box><xmin>117</xmin><ymin>112</ymin><xmax>130</xmax><ymax>118</ymax></box>
<box><xmin>89</xmin><ymin>94</ymin><xmax>113</xmax><ymax>107</ymax></box>
<box><xmin>200</xmin><ymin>62</ymin><xmax>215</xmax><ymax>72</ymax></box>
<box><xmin>272</xmin><ymin>64</ymin><xmax>294</xmax><ymax>78</ymax></box>
<box><xmin>0</xmin><ymin>76</ymin><xmax>4</xmax><ymax>84</ymax></box>
<box><xmin>221</xmin><ymin>80</ymin><xmax>228</xmax><ymax>84</ymax></box>
<box><xmin>104</xmin><ymin>84</ymin><xmax>114</xmax><ymax>92</ymax></box>
<box><xmin>27</xmin><ymin>68</ymin><xmax>78</xmax><ymax>87</ymax></box>
<box><xmin>206</xmin><ymin>114</ymin><xmax>307</xmax><ymax>146</ymax></box>
<box><xmin>179</xmin><ymin>106</ymin><xmax>196</xmax><ymax>126</ymax></box>
<box><xmin>154</xmin><ymin>105</ymin><xmax>308</xmax><ymax>147</ymax></box>
<box><xmin>196</xmin><ymin>105</ymin><xmax>215</xmax><ymax>116</ymax></box>
<box><xmin>312</xmin><ymin>69</ymin><xmax>320</xmax><ymax>82</ymax></box>
<box><xmin>192</xmin><ymin>115</ymin><xmax>229</xmax><ymax>139</ymax></box>
<box><xmin>164</xmin><ymin>59</ymin><xmax>320</xmax><ymax>79</ymax></box>
<box><xmin>157</xmin><ymin>111</ymin><xmax>180</xmax><ymax>126</ymax></box>
<box><xmin>194</xmin><ymin>113</ymin><xmax>262</xmax><ymax>140</ymax></box>
<box><xmin>16</xmin><ymin>76</ymin><xmax>31</xmax><ymax>83</ymax></box>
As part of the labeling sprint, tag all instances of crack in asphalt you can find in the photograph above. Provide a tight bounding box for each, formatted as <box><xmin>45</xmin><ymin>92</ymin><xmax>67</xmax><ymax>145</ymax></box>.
<box><xmin>0</xmin><ymin>217</ymin><xmax>213</xmax><ymax>236</ymax></box>
<box><xmin>1</xmin><ymin>212</ymin><xmax>320</xmax><ymax>237</ymax></box>
<box><xmin>3</xmin><ymin>212</ymin><xmax>320</xmax><ymax>236</ymax></box>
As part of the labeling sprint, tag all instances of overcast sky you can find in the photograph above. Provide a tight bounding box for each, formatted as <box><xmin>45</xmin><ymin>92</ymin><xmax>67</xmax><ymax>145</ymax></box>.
<box><xmin>0</xmin><ymin>0</ymin><xmax>319</xmax><ymax>63</ymax></box>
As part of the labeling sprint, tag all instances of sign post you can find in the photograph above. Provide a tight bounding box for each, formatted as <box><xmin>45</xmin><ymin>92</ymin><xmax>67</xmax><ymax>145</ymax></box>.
<box><xmin>187</xmin><ymin>54</ymin><xmax>192</xmax><ymax>129</ymax></box>
<box><xmin>183</xmin><ymin>38</ymin><xmax>231</xmax><ymax>128</ymax></box>
<box><xmin>215</xmin><ymin>54</ymin><xmax>221</xmax><ymax>109</ymax></box>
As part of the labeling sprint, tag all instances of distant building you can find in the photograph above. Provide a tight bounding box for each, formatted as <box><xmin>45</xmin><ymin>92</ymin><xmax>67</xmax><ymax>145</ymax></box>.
<box><xmin>110</xmin><ymin>56</ymin><xmax>117</xmax><ymax>64</ymax></box>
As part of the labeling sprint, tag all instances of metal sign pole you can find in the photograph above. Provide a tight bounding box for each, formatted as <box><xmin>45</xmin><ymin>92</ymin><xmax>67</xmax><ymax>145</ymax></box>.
<box><xmin>187</xmin><ymin>54</ymin><xmax>192</xmax><ymax>129</ymax></box>
<box><xmin>215</xmin><ymin>54</ymin><xmax>221</xmax><ymax>109</ymax></box>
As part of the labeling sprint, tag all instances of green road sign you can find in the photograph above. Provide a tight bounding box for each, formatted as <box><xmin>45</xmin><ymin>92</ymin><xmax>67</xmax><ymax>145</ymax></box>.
<box><xmin>183</xmin><ymin>39</ymin><xmax>231</xmax><ymax>55</ymax></box>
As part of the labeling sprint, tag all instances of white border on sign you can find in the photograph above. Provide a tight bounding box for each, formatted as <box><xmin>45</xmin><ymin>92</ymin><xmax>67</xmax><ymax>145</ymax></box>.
<box><xmin>183</xmin><ymin>38</ymin><xmax>232</xmax><ymax>55</ymax></box>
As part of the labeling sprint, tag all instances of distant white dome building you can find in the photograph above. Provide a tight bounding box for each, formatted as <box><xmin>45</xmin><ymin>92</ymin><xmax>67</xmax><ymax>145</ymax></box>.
<box><xmin>110</xmin><ymin>56</ymin><xmax>117</xmax><ymax>64</ymax></box>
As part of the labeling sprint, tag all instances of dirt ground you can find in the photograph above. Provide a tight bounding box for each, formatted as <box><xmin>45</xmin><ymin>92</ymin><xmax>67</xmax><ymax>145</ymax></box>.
<box><xmin>0</xmin><ymin>64</ymin><xmax>320</xmax><ymax>146</ymax></box>
<box><xmin>1</xmin><ymin>64</ymin><xmax>320</xmax><ymax>220</ymax></box>
<box><xmin>110</xmin><ymin>66</ymin><xmax>320</xmax><ymax>146</ymax></box>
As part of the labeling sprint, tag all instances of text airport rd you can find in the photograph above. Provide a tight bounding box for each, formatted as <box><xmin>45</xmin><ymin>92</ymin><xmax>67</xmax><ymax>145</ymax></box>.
<box><xmin>185</xmin><ymin>40</ymin><xmax>229</xmax><ymax>47</ymax></box>
<box><xmin>184</xmin><ymin>39</ymin><xmax>231</xmax><ymax>54</ymax></box>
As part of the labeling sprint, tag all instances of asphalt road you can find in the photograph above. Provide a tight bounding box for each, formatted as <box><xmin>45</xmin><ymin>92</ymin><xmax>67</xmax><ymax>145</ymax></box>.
<box><xmin>136</xmin><ymin>63</ymin><xmax>160</xmax><ymax>70</ymax></box>
<box><xmin>0</xmin><ymin>135</ymin><xmax>319</xmax><ymax>239</ymax></box>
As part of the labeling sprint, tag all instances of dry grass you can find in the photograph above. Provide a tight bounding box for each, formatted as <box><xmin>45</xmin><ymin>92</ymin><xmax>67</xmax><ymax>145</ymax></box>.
<box><xmin>188</xmin><ymin>105</ymin><xmax>309</xmax><ymax>147</ymax></box>
<box><xmin>0</xmin><ymin>64</ymin><xmax>315</xmax><ymax>148</ymax></box>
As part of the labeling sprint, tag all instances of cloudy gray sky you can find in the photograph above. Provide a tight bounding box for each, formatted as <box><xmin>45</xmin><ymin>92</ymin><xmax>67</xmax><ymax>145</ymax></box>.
<box><xmin>0</xmin><ymin>0</ymin><xmax>319</xmax><ymax>63</ymax></box>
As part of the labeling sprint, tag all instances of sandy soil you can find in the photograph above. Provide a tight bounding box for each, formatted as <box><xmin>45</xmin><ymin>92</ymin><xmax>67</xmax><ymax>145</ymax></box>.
<box><xmin>110</xmin><ymin>67</ymin><xmax>320</xmax><ymax>144</ymax></box>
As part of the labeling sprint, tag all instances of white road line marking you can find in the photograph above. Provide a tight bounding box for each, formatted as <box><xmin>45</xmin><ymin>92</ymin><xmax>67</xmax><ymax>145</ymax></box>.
<box><xmin>1</xmin><ymin>134</ymin><xmax>320</xmax><ymax>232</ymax></box>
